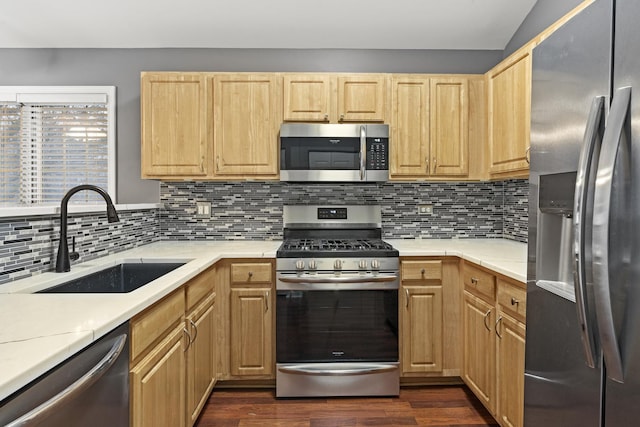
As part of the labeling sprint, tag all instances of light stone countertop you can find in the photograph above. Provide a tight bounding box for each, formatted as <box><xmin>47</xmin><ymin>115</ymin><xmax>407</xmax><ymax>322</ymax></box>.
<box><xmin>0</xmin><ymin>238</ymin><xmax>527</xmax><ymax>401</ymax></box>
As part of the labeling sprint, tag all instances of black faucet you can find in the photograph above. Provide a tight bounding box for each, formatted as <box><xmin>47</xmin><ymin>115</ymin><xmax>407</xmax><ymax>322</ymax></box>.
<box><xmin>55</xmin><ymin>184</ymin><xmax>120</xmax><ymax>273</ymax></box>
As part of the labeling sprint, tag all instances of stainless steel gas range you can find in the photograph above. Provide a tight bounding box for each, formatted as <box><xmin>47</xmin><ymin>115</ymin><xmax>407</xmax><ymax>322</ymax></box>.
<box><xmin>275</xmin><ymin>205</ymin><xmax>400</xmax><ymax>398</ymax></box>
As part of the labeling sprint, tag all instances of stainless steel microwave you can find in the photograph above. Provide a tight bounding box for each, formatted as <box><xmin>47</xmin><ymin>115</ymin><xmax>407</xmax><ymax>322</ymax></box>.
<box><xmin>279</xmin><ymin>123</ymin><xmax>389</xmax><ymax>182</ymax></box>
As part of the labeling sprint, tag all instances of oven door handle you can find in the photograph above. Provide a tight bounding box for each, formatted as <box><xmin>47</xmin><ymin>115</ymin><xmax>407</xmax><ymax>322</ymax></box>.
<box><xmin>278</xmin><ymin>274</ymin><xmax>398</xmax><ymax>284</ymax></box>
<box><xmin>278</xmin><ymin>363</ymin><xmax>398</xmax><ymax>377</ymax></box>
<box><xmin>360</xmin><ymin>125</ymin><xmax>366</xmax><ymax>181</ymax></box>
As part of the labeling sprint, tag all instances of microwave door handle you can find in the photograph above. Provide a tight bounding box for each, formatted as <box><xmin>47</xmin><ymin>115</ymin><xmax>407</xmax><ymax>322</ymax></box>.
<box><xmin>360</xmin><ymin>125</ymin><xmax>366</xmax><ymax>181</ymax></box>
<box><xmin>593</xmin><ymin>86</ymin><xmax>631</xmax><ymax>383</ymax></box>
<box><xmin>573</xmin><ymin>95</ymin><xmax>605</xmax><ymax>368</ymax></box>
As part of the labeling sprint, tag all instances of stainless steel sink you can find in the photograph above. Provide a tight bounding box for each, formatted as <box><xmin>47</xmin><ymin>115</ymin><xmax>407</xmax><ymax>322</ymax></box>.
<box><xmin>39</xmin><ymin>262</ymin><xmax>186</xmax><ymax>294</ymax></box>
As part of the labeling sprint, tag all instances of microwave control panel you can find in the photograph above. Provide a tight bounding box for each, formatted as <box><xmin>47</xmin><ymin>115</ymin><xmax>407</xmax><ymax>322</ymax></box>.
<box><xmin>367</xmin><ymin>138</ymin><xmax>388</xmax><ymax>170</ymax></box>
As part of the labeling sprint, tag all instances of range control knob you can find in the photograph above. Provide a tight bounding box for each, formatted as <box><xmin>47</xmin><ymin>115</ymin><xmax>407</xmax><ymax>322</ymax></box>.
<box><xmin>295</xmin><ymin>260</ymin><xmax>305</xmax><ymax>271</ymax></box>
<box><xmin>333</xmin><ymin>259</ymin><xmax>343</xmax><ymax>271</ymax></box>
<box><xmin>358</xmin><ymin>260</ymin><xmax>368</xmax><ymax>270</ymax></box>
<box><xmin>371</xmin><ymin>259</ymin><xmax>380</xmax><ymax>271</ymax></box>
<box><xmin>308</xmin><ymin>260</ymin><xmax>317</xmax><ymax>271</ymax></box>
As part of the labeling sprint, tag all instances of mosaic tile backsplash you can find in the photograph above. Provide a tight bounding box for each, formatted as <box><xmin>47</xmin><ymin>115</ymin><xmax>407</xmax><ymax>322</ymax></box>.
<box><xmin>160</xmin><ymin>180</ymin><xmax>529</xmax><ymax>242</ymax></box>
<box><xmin>0</xmin><ymin>180</ymin><xmax>528</xmax><ymax>285</ymax></box>
<box><xmin>0</xmin><ymin>209</ymin><xmax>160</xmax><ymax>285</ymax></box>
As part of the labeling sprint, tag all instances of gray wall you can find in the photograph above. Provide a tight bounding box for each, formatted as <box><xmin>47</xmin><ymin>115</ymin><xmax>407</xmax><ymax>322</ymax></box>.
<box><xmin>504</xmin><ymin>0</ymin><xmax>584</xmax><ymax>57</ymax></box>
<box><xmin>0</xmin><ymin>48</ymin><xmax>502</xmax><ymax>204</ymax></box>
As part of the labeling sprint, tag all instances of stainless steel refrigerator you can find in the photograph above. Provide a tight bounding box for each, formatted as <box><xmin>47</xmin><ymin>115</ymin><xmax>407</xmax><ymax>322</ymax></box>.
<box><xmin>525</xmin><ymin>0</ymin><xmax>640</xmax><ymax>425</ymax></box>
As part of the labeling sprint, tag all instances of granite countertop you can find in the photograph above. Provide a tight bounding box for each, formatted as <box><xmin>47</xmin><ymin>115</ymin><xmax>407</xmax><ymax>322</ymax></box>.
<box><xmin>0</xmin><ymin>238</ymin><xmax>527</xmax><ymax>401</ymax></box>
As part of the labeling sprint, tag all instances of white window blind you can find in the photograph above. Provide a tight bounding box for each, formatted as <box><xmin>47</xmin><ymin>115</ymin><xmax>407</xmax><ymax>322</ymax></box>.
<box><xmin>0</xmin><ymin>87</ymin><xmax>115</xmax><ymax>209</ymax></box>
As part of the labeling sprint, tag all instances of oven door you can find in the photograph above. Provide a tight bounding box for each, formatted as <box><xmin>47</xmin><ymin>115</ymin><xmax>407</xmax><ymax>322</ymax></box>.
<box><xmin>276</xmin><ymin>273</ymin><xmax>399</xmax><ymax>364</ymax></box>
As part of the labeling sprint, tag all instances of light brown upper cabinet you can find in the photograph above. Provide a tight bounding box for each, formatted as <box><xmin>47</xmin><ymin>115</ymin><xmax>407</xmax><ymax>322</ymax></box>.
<box><xmin>390</xmin><ymin>75</ymin><xmax>475</xmax><ymax>180</ymax></box>
<box><xmin>487</xmin><ymin>48</ymin><xmax>532</xmax><ymax>178</ymax></box>
<box><xmin>337</xmin><ymin>74</ymin><xmax>387</xmax><ymax>122</ymax></box>
<box><xmin>430</xmin><ymin>78</ymin><xmax>469</xmax><ymax>176</ymax></box>
<box><xmin>282</xmin><ymin>73</ymin><xmax>387</xmax><ymax>123</ymax></box>
<box><xmin>212</xmin><ymin>74</ymin><xmax>281</xmax><ymax>178</ymax></box>
<box><xmin>141</xmin><ymin>72</ymin><xmax>209</xmax><ymax>179</ymax></box>
<box><xmin>283</xmin><ymin>74</ymin><xmax>332</xmax><ymax>122</ymax></box>
<box><xmin>389</xmin><ymin>76</ymin><xmax>430</xmax><ymax>178</ymax></box>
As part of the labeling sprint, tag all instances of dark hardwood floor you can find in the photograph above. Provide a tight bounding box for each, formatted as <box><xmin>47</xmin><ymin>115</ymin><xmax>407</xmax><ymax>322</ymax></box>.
<box><xmin>195</xmin><ymin>385</ymin><xmax>498</xmax><ymax>427</ymax></box>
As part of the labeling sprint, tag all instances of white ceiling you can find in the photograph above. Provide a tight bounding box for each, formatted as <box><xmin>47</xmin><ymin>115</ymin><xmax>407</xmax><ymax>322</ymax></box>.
<box><xmin>0</xmin><ymin>0</ymin><xmax>537</xmax><ymax>50</ymax></box>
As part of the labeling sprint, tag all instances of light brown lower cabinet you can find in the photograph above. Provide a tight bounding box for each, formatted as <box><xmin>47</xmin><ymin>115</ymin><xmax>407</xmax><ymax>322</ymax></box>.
<box><xmin>186</xmin><ymin>294</ymin><xmax>216</xmax><ymax>425</ymax></box>
<box><xmin>131</xmin><ymin>324</ymin><xmax>186</xmax><ymax>427</ymax></box>
<box><xmin>462</xmin><ymin>261</ymin><xmax>526</xmax><ymax>427</ymax></box>
<box><xmin>130</xmin><ymin>266</ymin><xmax>216</xmax><ymax>427</ymax></box>
<box><xmin>463</xmin><ymin>291</ymin><xmax>496</xmax><ymax>413</ymax></box>
<box><xmin>399</xmin><ymin>258</ymin><xmax>462</xmax><ymax>379</ymax></box>
<box><xmin>496</xmin><ymin>312</ymin><xmax>526</xmax><ymax>427</ymax></box>
<box><xmin>229</xmin><ymin>286</ymin><xmax>273</xmax><ymax>377</ymax></box>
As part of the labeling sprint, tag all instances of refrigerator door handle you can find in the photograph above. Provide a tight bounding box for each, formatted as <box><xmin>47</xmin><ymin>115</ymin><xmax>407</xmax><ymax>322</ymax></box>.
<box><xmin>593</xmin><ymin>86</ymin><xmax>631</xmax><ymax>383</ymax></box>
<box><xmin>573</xmin><ymin>95</ymin><xmax>605</xmax><ymax>368</ymax></box>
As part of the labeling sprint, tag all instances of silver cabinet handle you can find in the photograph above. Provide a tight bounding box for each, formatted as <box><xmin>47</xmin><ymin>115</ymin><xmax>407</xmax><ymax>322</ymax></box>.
<box><xmin>495</xmin><ymin>316</ymin><xmax>503</xmax><ymax>339</ymax></box>
<box><xmin>183</xmin><ymin>327</ymin><xmax>192</xmax><ymax>353</ymax></box>
<box><xmin>6</xmin><ymin>334</ymin><xmax>126</xmax><ymax>427</ymax></box>
<box><xmin>574</xmin><ymin>95</ymin><xmax>605</xmax><ymax>369</ymax></box>
<box><xmin>483</xmin><ymin>309</ymin><xmax>492</xmax><ymax>332</ymax></box>
<box><xmin>525</xmin><ymin>147</ymin><xmax>531</xmax><ymax>164</ymax></box>
<box><xmin>425</xmin><ymin>157</ymin><xmax>429</xmax><ymax>174</ymax></box>
<box><xmin>511</xmin><ymin>297</ymin><xmax>520</xmax><ymax>306</ymax></box>
<box><xmin>265</xmin><ymin>290</ymin><xmax>270</xmax><ymax>312</ymax></box>
<box><xmin>405</xmin><ymin>288</ymin><xmax>410</xmax><ymax>308</ymax></box>
<box><xmin>593</xmin><ymin>86</ymin><xmax>631</xmax><ymax>383</ymax></box>
<box><xmin>278</xmin><ymin>363</ymin><xmax>398</xmax><ymax>376</ymax></box>
<box><xmin>359</xmin><ymin>125</ymin><xmax>366</xmax><ymax>181</ymax></box>
<box><xmin>190</xmin><ymin>319</ymin><xmax>198</xmax><ymax>342</ymax></box>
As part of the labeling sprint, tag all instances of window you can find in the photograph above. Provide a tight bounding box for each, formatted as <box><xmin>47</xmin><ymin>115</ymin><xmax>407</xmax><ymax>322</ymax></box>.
<box><xmin>0</xmin><ymin>86</ymin><xmax>115</xmax><ymax>214</ymax></box>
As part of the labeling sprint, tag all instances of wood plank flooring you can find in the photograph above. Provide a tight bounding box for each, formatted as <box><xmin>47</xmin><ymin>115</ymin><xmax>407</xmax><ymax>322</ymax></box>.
<box><xmin>195</xmin><ymin>386</ymin><xmax>498</xmax><ymax>426</ymax></box>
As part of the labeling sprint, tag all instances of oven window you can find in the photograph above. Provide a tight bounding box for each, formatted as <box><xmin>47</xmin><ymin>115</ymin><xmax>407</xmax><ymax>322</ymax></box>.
<box><xmin>276</xmin><ymin>289</ymin><xmax>398</xmax><ymax>363</ymax></box>
<box><xmin>280</xmin><ymin>137</ymin><xmax>360</xmax><ymax>170</ymax></box>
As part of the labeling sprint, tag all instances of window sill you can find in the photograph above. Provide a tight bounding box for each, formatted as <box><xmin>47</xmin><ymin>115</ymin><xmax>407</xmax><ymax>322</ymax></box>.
<box><xmin>0</xmin><ymin>203</ymin><xmax>162</xmax><ymax>220</ymax></box>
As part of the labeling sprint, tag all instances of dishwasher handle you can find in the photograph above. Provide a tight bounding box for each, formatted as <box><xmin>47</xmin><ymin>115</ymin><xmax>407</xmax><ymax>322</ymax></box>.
<box><xmin>5</xmin><ymin>334</ymin><xmax>127</xmax><ymax>427</ymax></box>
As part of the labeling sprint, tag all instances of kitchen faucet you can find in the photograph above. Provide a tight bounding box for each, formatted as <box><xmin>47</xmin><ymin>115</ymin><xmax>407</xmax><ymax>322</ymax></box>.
<box><xmin>55</xmin><ymin>184</ymin><xmax>119</xmax><ymax>272</ymax></box>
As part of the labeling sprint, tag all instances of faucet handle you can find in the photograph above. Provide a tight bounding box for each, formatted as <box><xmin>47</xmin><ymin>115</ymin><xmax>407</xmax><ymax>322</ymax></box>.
<box><xmin>69</xmin><ymin>236</ymin><xmax>80</xmax><ymax>262</ymax></box>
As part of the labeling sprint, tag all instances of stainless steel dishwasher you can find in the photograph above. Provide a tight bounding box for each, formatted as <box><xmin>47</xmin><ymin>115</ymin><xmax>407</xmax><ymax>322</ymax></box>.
<box><xmin>0</xmin><ymin>322</ymin><xmax>129</xmax><ymax>427</ymax></box>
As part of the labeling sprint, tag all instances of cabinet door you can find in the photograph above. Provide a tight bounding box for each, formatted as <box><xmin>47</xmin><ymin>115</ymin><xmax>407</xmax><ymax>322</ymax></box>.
<box><xmin>430</xmin><ymin>78</ymin><xmax>468</xmax><ymax>176</ymax></box>
<box><xmin>283</xmin><ymin>74</ymin><xmax>331</xmax><ymax>122</ymax></box>
<box><xmin>488</xmin><ymin>51</ymin><xmax>531</xmax><ymax>176</ymax></box>
<box><xmin>230</xmin><ymin>287</ymin><xmax>273</xmax><ymax>376</ymax></box>
<box><xmin>462</xmin><ymin>291</ymin><xmax>496</xmax><ymax>415</ymax></box>
<box><xmin>497</xmin><ymin>313</ymin><xmax>526</xmax><ymax>427</ymax></box>
<box><xmin>389</xmin><ymin>76</ymin><xmax>430</xmax><ymax>178</ymax></box>
<box><xmin>186</xmin><ymin>295</ymin><xmax>216</xmax><ymax>426</ymax></box>
<box><xmin>131</xmin><ymin>325</ymin><xmax>186</xmax><ymax>427</ymax></box>
<box><xmin>141</xmin><ymin>73</ymin><xmax>208</xmax><ymax>178</ymax></box>
<box><xmin>337</xmin><ymin>75</ymin><xmax>387</xmax><ymax>122</ymax></box>
<box><xmin>212</xmin><ymin>74</ymin><xmax>281</xmax><ymax>177</ymax></box>
<box><xmin>401</xmin><ymin>285</ymin><xmax>443</xmax><ymax>374</ymax></box>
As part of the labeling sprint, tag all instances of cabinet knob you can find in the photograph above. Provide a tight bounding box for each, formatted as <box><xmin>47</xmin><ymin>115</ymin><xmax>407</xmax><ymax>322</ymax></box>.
<box><xmin>421</xmin><ymin>268</ymin><xmax>426</xmax><ymax>275</ymax></box>
<box><xmin>324</xmin><ymin>114</ymin><xmax>329</xmax><ymax>121</ymax></box>
<box><xmin>339</xmin><ymin>114</ymin><xmax>344</xmax><ymax>121</ymax></box>
<box><xmin>248</xmin><ymin>271</ymin><xmax>254</xmax><ymax>278</ymax></box>
<box><xmin>511</xmin><ymin>297</ymin><xmax>519</xmax><ymax>306</ymax></box>
<box><xmin>471</xmin><ymin>277</ymin><xmax>478</xmax><ymax>285</ymax></box>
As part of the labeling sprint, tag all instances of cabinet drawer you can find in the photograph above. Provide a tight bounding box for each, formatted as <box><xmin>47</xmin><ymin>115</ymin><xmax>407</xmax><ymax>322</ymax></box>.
<box><xmin>463</xmin><ymin>263</ymin><xmax>496</xmax><ymax>301</ymax></box>
<box><xmin>401</xmin><ymin>260</ymin><xmax>442</xmax><ymax>281</ymax></box>
<box><xmin>230</xmin><ymin>262</ymin><xmax>272</xmax><ymax>285</ymax></box>
<box><xmin>497</xmin><ymin>278</ymin><xmax>527</xmax><ymax>321</ymax></box>
<box><xmin>131</xmin><ymin>289</ymin><xmax>185</xmax><ymax>363</ymax></box>
<box><xmin>186</xmin><ymin>266</ymin><xmax>215</xmax><ymax>312</ymax></box>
